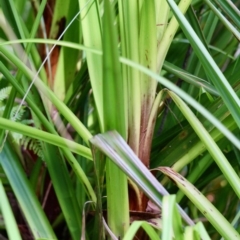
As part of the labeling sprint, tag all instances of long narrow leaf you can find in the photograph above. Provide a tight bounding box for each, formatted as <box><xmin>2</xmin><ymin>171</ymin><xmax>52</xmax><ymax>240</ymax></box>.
<box><xmin>102</xmin><ymin>0</ymin><xmax>129</xmax><ymax>236</ymax></box>
<box><xmin>0</xmin><ymin>117</ymin><xmax>92</xmax><ymax>160</ymax></box>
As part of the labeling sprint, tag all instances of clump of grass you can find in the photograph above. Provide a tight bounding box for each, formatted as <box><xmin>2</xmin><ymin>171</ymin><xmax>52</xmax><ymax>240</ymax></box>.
<box><xmin>0</xmin><ymin>0</ymin><xmax>239</xmax><ymax>239</ymax></box>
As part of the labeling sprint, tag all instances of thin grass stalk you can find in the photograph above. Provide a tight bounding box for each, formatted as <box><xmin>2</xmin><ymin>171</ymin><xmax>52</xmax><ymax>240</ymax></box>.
<box><xmin>102</xmin><ymin>0</ymin><xmax>129</xmax><ymax>237</ymax></box>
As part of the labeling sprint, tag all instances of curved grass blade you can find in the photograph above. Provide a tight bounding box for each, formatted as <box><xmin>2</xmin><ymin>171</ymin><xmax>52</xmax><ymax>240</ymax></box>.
<box><xmin>123</xmin><ymin>221</ymin><xmax>160</xmax><ymax>240</ymax></box>
<box><xmin>159</xmin><ymin>167</ymin><xmax>240</xmax><ymax>240</ymax></box>
<box><xmin>193</xmin><ymin>222</ymin><xmax>211</xmax><ymax>240</ymax></box>
<box><xmin>119</xmin><ymin>58</ymin><xmax>240</xmax><ymax>149</ymax></box>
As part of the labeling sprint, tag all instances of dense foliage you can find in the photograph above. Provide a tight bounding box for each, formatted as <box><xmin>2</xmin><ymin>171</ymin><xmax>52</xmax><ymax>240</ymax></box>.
<box><xmin>0</xmin><ymin>0</ymin><xmax>239</xmax><ymax>239</ymax></box>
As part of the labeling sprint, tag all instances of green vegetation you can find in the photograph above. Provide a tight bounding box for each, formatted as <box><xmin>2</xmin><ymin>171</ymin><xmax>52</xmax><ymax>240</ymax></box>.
<box><xmin>0</xmin><ymin>0</ymin><xmax>239</xmax><ymax>239</ymax></box>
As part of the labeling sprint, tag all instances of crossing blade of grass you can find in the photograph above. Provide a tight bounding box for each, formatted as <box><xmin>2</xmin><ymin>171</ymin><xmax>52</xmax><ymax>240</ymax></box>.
<box><xmin>0</xmin><ymin>179</ymin><xmax>22</xmax><ymax>240</ymax></box>
<box><xmin>42</xmin><ymin>143</ymin><xmax>82</xmax><ymax>240</ymax></box>
<box><xmin>89</xmin><ymin>131</ymin><xmax>194</xmax><ymax>226</ymax></box>
<box><xmin>3</xmin><ymin>40</ymin><xmax>240</xmax><ymax>149</ymax></box>
<box><xmin>123</xmin><ymin>221</ymin><xmax>160</xmax><ymax>240</ymax></box>
<box><xmin>0</xmin><ymin>62</ymin><xmax>96</xmax><ymax>203</ymax></box>
<box><xmin>212</xmin><ymin>0</ymin><xmax>240</xmax><ymax>29</ymax></box>
<box><xmin>1</xmin><ymin>39</ymin><xmax>239</xmax><ymax>148</ymax></box>
<box><xmin>0</xmin><ymin>140</ymin><xmax>57</xmax><ymax>240</ymax></box>
<box><xmin>0</xmin><ymin>0</ymin><xmax>47</xmax><ymax>143</ymax></box>
<box><xmin>0</xmin><ymin>117</ymin><xmax>92</xmax><ymax>159</ymax></box>
<box><xmin>193</xmin><ymin>222</ymin><xmax>211</xmax><ymax>240</ymax></box>
<box><xmin>0</xmin><ymin>46</ymin><xmax>92</xmax><ymax>144</ymax></box>
<box><xmin>102</xmin><ymin>0</ymin><xmax>129</xmax><ymax>237</ymax></box>
<box><xmin>166</xmin><ymin>0</ymin><xmax>240</xmax><ymax>129</ymax></box>
<box><xmin>168</xmin><ymin>90</ymin><xmax>240</xmax><ymax>198</ymax></box>
<box><xmin>162</xmin><ymin>61</ymin><xmax>219</xmax><ymax>96</ymax></box>
<box><xmin>205</xmin><ymin>0</ymin><xmax>240</xmax><ymax>40</ymax></box>
<box><xmin>119</xmin><ymin>57</ymin><xmax>240</xmax><ymax>149</ymax></box>
<box><xmin>159</xmin><ymin>167</ymin><xmax>240</xmax><ymax>240</ymax></box>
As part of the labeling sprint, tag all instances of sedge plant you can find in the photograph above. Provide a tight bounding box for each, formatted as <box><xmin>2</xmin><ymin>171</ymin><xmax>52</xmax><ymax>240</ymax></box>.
<box><xmin>0</xmin><ymin>0</ymin><xmax>239</xmax><ymax>239</ymax></box>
